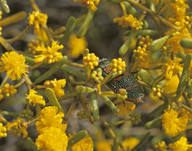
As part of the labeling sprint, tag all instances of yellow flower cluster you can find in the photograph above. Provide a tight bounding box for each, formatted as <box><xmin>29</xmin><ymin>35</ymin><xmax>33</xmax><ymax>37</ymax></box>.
<box><xmin>0</xmin><ymin>83</ymin><xmax>17</xmax><ymax>101</ymax></box>
<box><xmin>0</xmin><ymin>123</ymin><xmax>7</xmax><ymax>138</ymax></box>
<box><xmin>109</xmin><ymin>58</ymin><xmax>126</xmax><ymax>75</ymax></box>
<box><xmin>0</xmin><ymin>51</ymin><xmax>28</xmax><ymax>80</ymax></box>
<box><xmin>73</xmin><ymin>0</ymin><xmax>100</xmax><ymax>11</ymax></box>
<box><xmin>152</xmin><ymin>85</ymin><xmax>163</xmax><ymax>97</ymax></box>
<box><xmin>44</xmin><ymin>79</ymin><xmax>66</xmax><ymax>97</ymax></box>
<box><xmin>34</xmin><ymin>41</ymin><xmax>63</xmax><ymax>64</ymax></box>
<box><xmin>26</xmin><ymin>89</ymin><xmax>46</xmax><ymax>106</ymax></box>
<box><xmin>69</xmin><ymin>134</ymin><xmax>93</xmax><ymax>151</ymax></box>
<box><xmin>28</xmin><ymin>40</ymin><xmax>40</xmax><ymax>54</ymax></box>
<box><xmin>35</xmin><ymin>106</ymin><xmax>68</xmax><ymax>151</ymax></box>
<box><xmin>83</xmin><ymin>53</ymin><xmax>99</xmax><ymax>70</ymax></box>
<box><xmin>162</xmin><ymin>109</ymin><xmax>188</xmax><ymax>137</ymax></box>
<box><xmin>133</xmin><ymin>36</ymin><xmax>152</xmax><ymax>68</ymax></box>
<box><xmin>169</xmin><ymin>136</ymin><xmax>192</xmax><ymax>151</ymax></box>
<box><xmin>154</xmin><ymin>141</ymin><xmax>167</xmax><ymax>151</ymax></box>
<box><xmin>28</xmin><ymin>11</ymin><xmax>48</xmax><ymax>32</ymax></box>
<box><xmin>161</xmin><ymin>58</ymin><xmax>183</xmax><ymax>80</ymax></box>
<box><xmin>6</xmin><ymin>117</ymin><xmax>28</xmax><ymax>138</ymax></box>
<box><xmin>68</xmin><ymin>34</ymin><xmax>87</xmax><ymax>58</ymax></box>
<box><xmin>114</xmin><ymin>14</ymin><xmax>143</xmax><ymax>30</ymax></box>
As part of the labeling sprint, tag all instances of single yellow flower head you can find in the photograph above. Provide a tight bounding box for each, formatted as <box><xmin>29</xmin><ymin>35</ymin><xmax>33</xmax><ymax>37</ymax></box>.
<box><xmin>164</xmin><ymin>75</ymin><xmax>179</xmax><ymax>94</ymax></box>
<box><xmin>0</xmin><ymin>51</ymin><xmax>28</xmax><ymax>80</ymax></box>
<box><xmin>1</xmin><ymin>83</ymin><xmax>17</xmax><ymax>97</ymax></box>
<box><xmin>115</xmin><ymin>101</ymin><xmax>136</xmax><ymax>116</ymax></box>
<box><xmin>36</xmin><ymin>106</ymin><xmax>67</xmax><ymax>133</ymax></box>
<box><xmin>83</xmin><ymin>53</ymin><xmax>99</xmax><ymax>70</ymax></box>
<box><xmin>0</xmin><ymin>123</ymin><xmax>7</xmax><ymax>138</ymax></box>
<box><xmin>28</xmin><ymin>11</ymin><xmax>48</xmax><ymax>32</ymax></box>
<box><xmin>169</xmin><ymin>136</ymin><xmax>192</xmax><ymax>151</ymax></box>
<box><xmin>120</xmin><ymin>137</ymin><xmax>139</xmax><ymax>151</ymax></box>
<box><xmin>110</xmin><ymin>58</ymin><xmax>126</xmax><ymax>75</ymax></box>
<box><xmin>69</xmin><ymin>134</ymin><xmax>93</xmax><ymax>151</ymax></box>
<box><xmin>6</xmin><ymin>117</ymin><xmax>28</xmax><ymax>138</ymax></box>
<box><xmin>44</xmin><ymin>79</ymin><xmax>66</xmax><ymax>97</ymax></box>
<box><xmin>162</xmin><ymin>109</ymin><xmax>188</xmax><ymax>137</ymax></box>
<box><xmin>35</xmin><ymin>126</ymin><xmax>68</xmax><ymax>151</ymax></box>
<box><xmin>26</xmin><ymin>89</ymin><xmax>46</xmax><ymax>106</ymax></box>
<box><xmin>74</xmin><ymin>0</ymin><xmax>100</xmax><ymax>11</ymax></box>
<box><xmin>34</xmin><ymin>40</ymin><xmax>63</xmax><ymax>64</ymax></box>
<box><xmin>161</xmin><ymin>58</ymin><xmax>183</xmax><ymax>80</ymax></box>
<box><xmin>68</xmin><ymin>34</ymin><xmax>87</xmax><ymax>58</ymax></box>
<box><xmin>114</xmin><ymin>14</ymin><xmax>143</xmax><ymax>30</ymax></box>
<box><xmin>96</xmin><ymin>140</ymin><xmax>112</xmax><ymax>151</ymax></box>
<box><xmin>154</xmin><ymin>141</ymin><xmax>167</xmax><ymax>151</ymax></box>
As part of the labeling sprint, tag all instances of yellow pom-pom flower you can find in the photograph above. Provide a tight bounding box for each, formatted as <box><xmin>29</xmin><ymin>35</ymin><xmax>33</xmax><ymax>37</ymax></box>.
<box><xmin>44</xmin><ymin>79</ymin><xmax>66</xmax><ymax>97</ymax></box>
<box><xmin>69</xmin><ymin>134</ymin><xmax>93</xmax><ymax>151</ymax></box>
<box><xmin>26</xmin><ymin>89</ymin><xmax>46</xmax><ymax>106</ymax></box>
<box><xmin>34</xmin><ymin>40</ymin><xmax>63</xmax><ymax>64</ymax></box>
<box><xmin>36</xmin><ymin>106</ymin><xmax>67</xmax><ymax>133</ymax></box>
<box><xmin>0</xmin><ymin>51</ymin><xmax>28</xmax><ymax>80</ymax></box>
<box><xmin>35</xmin><ymin>126</ymin><xmax>68</xmax><ymax>151</ymax></box>
<box><xmin>83</xmin><ymin>53</ymin><xmax>99</xmax><ymax>70</ymax></box>
<box><xmin>169</xmin><ymin>136</ymin><xmax>192</xmax><ymax>151</ymax></box>
<box><xmin>67</xmin><ymin>34</ymin><xmax>87</xmax><ymax>58</ymax></box>
<box><xmin>162</xmin><ymin>109</ymin><xmax>188</xmax><ymax>137</ymax></box>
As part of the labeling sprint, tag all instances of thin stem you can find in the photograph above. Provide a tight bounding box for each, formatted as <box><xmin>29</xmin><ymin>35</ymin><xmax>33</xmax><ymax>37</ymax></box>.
<box><xmin>157</xmin><ymin>2</ymin><xmax>169</xmax><ymax>15</ymax></box>
<box><xmin>120</xmin><ymin>2</ymin><xmax>127</xmax><ymax>15</ymax></box>
<box><xmin>14</xmin><ymin>78</ymin><xmax>26</xmax><ymax>88</ymax></box>
<box><xmin>0</xmin><ymin>74</ymin><xmax>9</xmax><ymax>89</ymax></box>
<box><xmin>100</xmin><ymin>118</ymin><xmax>126</xmax><ymax>151</ymax></box>
<box><xmin>64</xmin><ymin>101</ymin><xmax>76</xmax><ymax>123</ymax></box>
<box><xmin>183</xmin><ymin>92</ymin><xmax>191</xmax><ymax>108</ymax></box>
<box><xmin>28</xmin><ymin>62</ymin><xmax>42</xmax><ymax>70</ymax></box>
<box><xmin>157</xmin><ymin>15</ymin><xmax>180</xmax><ymax>31</ymax></box>
<box><xmin>175</xmin><ymin>100</ymin><xmax>192</xmax><ymax>114</ymax></box>
<box><xmin>6</xmin><ymin>26</ymin><xmax>31</xmax><ymax>43</ymax></box>
<box><xmin>24</xmin><ymin>75</ymin><xmax>32</xmax><ymax>91</ymax></box>
<box><xmin>101</xmin><ymin>71</ymin><xmax>113</xmax><ymax>85</ymax></box>
<box><xmin>67</xmin><ymin>61</ymin><xmax>84</xmax><ymax>68</ymax></box>
<box><xmin>126</xmin><ymin>0</ymin><xmax>156</xmax><ymax>15</ymax></box>
<box><xmin>29</xmin><ymin>0</ymin><xmax>40</xmax><ymax>11</ymax></box>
